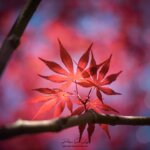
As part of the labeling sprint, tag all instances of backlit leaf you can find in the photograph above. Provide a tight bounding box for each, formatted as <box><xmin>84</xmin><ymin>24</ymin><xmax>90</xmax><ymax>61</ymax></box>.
<box><xmin>86</xmin><ymin>99</ymin><xmax>101</xmax><ymax>113</ymax></box>
<box><xmin>35</xmin><ymin>41</ymin><xmax>123</xmax><ymax>141</ymax></box>
<box><xmin>100</xmin><ymin>87</ymin><xmax>121</xmax><ymax>95</ymax></box>
<box><xmin>98</xmin><ymin>102</ymin><xmax>119</xmax><ymax>113</ymax></box>
<box><xmin>90</xmin><ymin>51</ymin><xmax>97</xmax><ymax>79</ymax></box>
<box><xmin>60</xmin><ymin>80</ymin><xmax>72</xmax><ymax>90</ymax></box>
<box><xmin>72</xmin><ymin>106</ymin><xmax>85</xmax><ymax>115</ymax></box>
<box><xmin>39</xmin><ymin>74</ymin><xmax>67</xmax><ymax>83</ymax></box>
<box><xmin>100</xmin><ymin>124</ymin><xmax>111</xmax><ymax>139</ymax></box>
<box><xmin>98</xmin><ymin>54</ymin><xmax>112</xmax><ymax>80</ymax></box>
<box><xmin>66</xmin><ymin>99</ymin><xmax>73</xmax><ymax>113</ymax></box>
<box><xmin>33</xmin><ymin>99</ymin><xmax>58</xmax><ymax>119</ymax></box>
<box><xmin>96</xmin><ymin>90</ymin><xmax>103</xmax><ymax>102</ymax></box>
<box><xmin>78</xmin><ymin>124</ymin><xmax>86</xmax><ymax>142</ymax></box>
<box><xmin>77</xmin><ymin>43</ymin><xmax>92</xmax><ymax>72</ymax></box>
<box><xmin>97</xmin><ymin>58</ymin><xmax>109</xmax><ymax>69</ymax></box>
<box><xmin>77</xmin><ymin>81</ymin><xmax>93</xmax><ymax>88</ymax></box>
<box><xmin>73</xmin><ymin>99</ymin><xmax>82</xmax><ymax>105</ymax></box>
<box><xmin>87</xmin><ymin>123</ymin><xmax>95</xmax><ymax>143</ymax></box>
<box><xmin>34</xmin><ymin>88</ymin><xmax>55</xmax><ymax>94</ymax></box>
<box><xmin>58</xmin><ymin>39</ymin><xmax>74</xmax><ymax>73</ymax></box>
<box><xmin>39</xmin><ymin>57</ymin><xmax>68</xmax><ymax>75</ymax></box>
<box><xmin>54</xmin><ymin>100</ymin><xmax>65</xmax><ymax>117</ymax></box>
<box><xmin>101</xmin><ymin>71</ymin><xmax>122</xmax><ymax>85</ymax></box>
<box><xmin>81</xmin><ymin>69</ymin><xmax>91</xmax><ymax>78</ymax></box>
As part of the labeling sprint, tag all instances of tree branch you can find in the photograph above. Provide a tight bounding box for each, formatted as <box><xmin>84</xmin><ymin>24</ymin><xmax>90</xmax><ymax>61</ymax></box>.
<box><xmin>0</xmin><ymin>110</ymin><xmax>150</xmax><ymax>140</ymax></box>
<box><xmin>0</xmin><ymin>0</ymin><xmax>41</xmax><ymax>77</ymax></box>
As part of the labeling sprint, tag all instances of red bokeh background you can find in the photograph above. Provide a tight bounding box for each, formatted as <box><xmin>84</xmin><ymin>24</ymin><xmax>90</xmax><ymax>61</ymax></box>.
<box><xmin>0</xmin><ymin>0</ymin><xmax>150</xmax><ymax>149</ymax></box>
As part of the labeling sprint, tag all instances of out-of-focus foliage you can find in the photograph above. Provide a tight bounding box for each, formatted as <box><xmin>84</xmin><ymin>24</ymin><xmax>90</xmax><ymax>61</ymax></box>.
<box><xmin>0</xmin><ymin>0</ymin><xmax>150</xmax><ymax>149</ymax></box>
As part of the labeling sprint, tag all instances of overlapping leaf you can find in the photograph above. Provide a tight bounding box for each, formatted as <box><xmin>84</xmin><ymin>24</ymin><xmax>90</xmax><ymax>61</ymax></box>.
<box><xmin>87</xmin><ymin>123</ymin><xmax>95</xmax><ymax>143</ymax></box>
<box><xmin>33</xmin><ymin>89</ymin><xmax>73</xmax><ymax>118</ymax></box>
<box><xmin>72</xmin><ymin>98</ymin><xmax>118</xmax><ymax>142</ymax></box>
<box><xmin>86</xmin><ymin>99</ymin><xmax>118</xmax><ymax>113</ymax></box>
<box><xmin>39</xmin><ymin>57</ymin><xmax>69</xmax><ymax>75</ymax></box>
<box><xmin>58</xmin><ymin>39</ymin><xmax>74</xmax><ymax>73</ymax></box>
<box><xmin>100</xmin><ymin>124</ymin><xmax>111</xmax><ymax>139</ymax></box>
<box><xmin>78</xmin><ymin>124</ymin><xmax>86</xmax><ymax>142</ymax></box>
<box><xmin>39</xmin><ymin>40</ymin><xmax>92</xmax><ymax>89</ymax></box>
<box><xmin>77</xmin><ymin>43</ymin><xmax>92</xmax><ymax>73</ymax></box>
<box><xmin>78</xmin><ymin>53</ymin><xmax>122</xmax><ymax>101</ymax></box>
<box><xmin>72</xmin><ymin>106</ymin><xmax>85</xmax><ymax>115</ymax></box>
<box><xmin>34</xmin><ymin>41</ymin><xmax>122</xmax><ymax>143</ymax></box>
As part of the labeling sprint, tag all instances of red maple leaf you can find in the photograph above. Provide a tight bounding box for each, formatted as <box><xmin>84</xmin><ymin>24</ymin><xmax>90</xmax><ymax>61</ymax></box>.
<box><xmin>86</xmin><ymin>99</ymin><xmax>119</xmax><ymax>114</ymax></box>
<box><xmin>72</xmin><ymin>98</ymin><xmax>118</xmax><ymax>142</ymax></box>
<box><xmin>78</xmin><ymin>52</ymin><xmax>122</xmax><ymax>101</ymax></box>
<box><xmin>33</xmin><ymin>41</ymin><xmax>122</xmax><ymax>143</ymax></box>
<box><xmin>100</xmin><ymin>124</ymin><xmax>111</xmax><ymax>139</ymax></box>
<box><xmin>39</xmin><ymin>39</ymin><xmax>92</xmax><ymax>89</ymax></box>
<box><xmin>32</xmin><ymin>88</ymin><xmax>73</xmax><ymax>119</ymax></box>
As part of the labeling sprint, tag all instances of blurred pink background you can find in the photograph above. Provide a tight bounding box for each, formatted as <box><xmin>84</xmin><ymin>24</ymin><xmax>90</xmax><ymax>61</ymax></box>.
<box><xmin>0</xmin><ymin>0</ymin><xmax>150</xmax><ymax>149</ymax></box>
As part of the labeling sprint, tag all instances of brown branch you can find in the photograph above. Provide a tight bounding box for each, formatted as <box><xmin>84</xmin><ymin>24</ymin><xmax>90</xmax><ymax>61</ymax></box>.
<box><xmin>0</xmin><ymin>0</ymin><xmax>41</xmax><ymax>77</ymax></box>
<box><xmin>0</xmin><ymin>110</ymin><xmax>150</xmax><ymax>140</ymax></box>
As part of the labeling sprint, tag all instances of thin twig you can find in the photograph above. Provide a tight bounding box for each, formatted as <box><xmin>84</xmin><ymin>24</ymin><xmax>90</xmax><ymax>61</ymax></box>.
<box><xmin>87</xmin><ymin>88</ymin><xmax>92</xmax><ymax>100</ymax></box>
<box><xmin>75</xmin><ymin>80</ymin><xmax>82</xmax><ymax>101</ymax></box>
<box><xmin>1</xmin><ymin>110</ymin><xmax>150</xmax><ymax>140</ymax></box>
<box><xmin>0</xmin><ymin>0</ymin><xmax>41</xmax><ymax>77</ymax></box>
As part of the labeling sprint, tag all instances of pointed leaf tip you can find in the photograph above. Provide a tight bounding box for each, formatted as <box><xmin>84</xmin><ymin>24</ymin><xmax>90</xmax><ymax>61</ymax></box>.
<box><xmin>57</xmin><ymin>38</ymin><xmax>62</xmax><ymax>45</ymax></box>
<box><xmin>90</xmin><ymin>50</ymin><xmax>97</xmax><ymax>79</ymax></box>
<box><xmin>34</xmin><ymin>88</ymin><xmax>54</xmax><ymax>94</ymax></box>
<box><xmin>101</xmin><ymin>70</ymin><xmax>123</xmax><ymax>85</ymax></box>
<box><xmin>88</xmin><ymin>42</ymin><xmax>93</xmax><ymax>50</ymax></box>
<box><xmin>87</xmin><ymin>123</ymin><xmax>95</xmax><ymax>143</ymax></box>
<box><xmin>39</xmin><ymin>57</ymin><xmax>47</xmax><ymax>63</ymax></box>
<box><xmin>98</xmin><ymin>55</ymin><xmax>112</xmax><ymax>80</ymax></box>
<box><xmin>99</xmin><ymin>102</ymin><xmax>119</xmax><ymax>113</ymax></box>
<box><xmin>38</xmin><ymin>74</ymin><xmax>45</xmax><ymax>78</ymax></box>
<box><xmin>100</xmin><ymin>87</ymin><xmax>121</xmax><ymax>95</ymax></box>
<box><xmin>77</xmin><ymin>44</ymin><xmax>92</xmax><ymax>72</ymax></box>
<box><xmin>78</xmin><ymin>124</ymin><xmax>86</xmax><ymax>142</ymax></box>
<box><xmin>109</xmin><ymin>54</ymin><xmax>112</xmax><ymax>59</ymax></box>
<box><xmin>100</xmin><ymin>124</ymin><xmax>111</xmax><ymax>139</ymax></box>
<box><xmin>39</xmin><ymin>75</ymin><xmax>67</xmax><ymax>83</ymax></box>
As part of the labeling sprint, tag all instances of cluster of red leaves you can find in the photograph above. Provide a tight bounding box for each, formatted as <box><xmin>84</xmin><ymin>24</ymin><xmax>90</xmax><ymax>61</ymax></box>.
<box><xmin>33</xmin><ymin>40</ymin><xmax>122</xmax><ymax>142</ymax></box>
